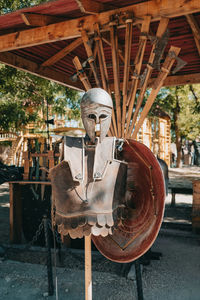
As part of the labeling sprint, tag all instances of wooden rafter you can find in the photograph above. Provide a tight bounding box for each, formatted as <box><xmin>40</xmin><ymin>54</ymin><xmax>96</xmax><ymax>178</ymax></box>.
<box><xmin>0</xmin><ymin>52</ymin><xmax>83</xmax><ymax>91</ymax></box>
<box><xmin>0</xmin><ymin>0</ymin><xmax>199</xmax><ymax>52</ymax></box>
<box><xmin>108</xmin><ymin>73</ymin><xmax>200</xmax><ymax>91</ymax></box>
<box><xmin>186</xmin><ymin>14</ymin><xmax>200</xmax><ymax>56</ymax></box>
<box><xmin>75</xmin><ymin>0</ymin><xmax>111</xmax><ymax>14</ymax></box>
<box><xmin>21</xmin><ymin>13</ymin><xmax>64</xmax><ymax>27</ymax></box>
<box><xmin>41</xmin><ymin>37</ymin><xmax>83</xmax><ymax>67</ymax></box>
<box><xmin>163</xmin><ymin>72</ymin><xmax>200</xmax><ymax>86</ymax></box>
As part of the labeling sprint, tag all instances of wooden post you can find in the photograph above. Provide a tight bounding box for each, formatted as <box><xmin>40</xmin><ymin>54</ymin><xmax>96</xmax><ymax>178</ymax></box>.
<box><xmin>85</xmin><ymin>235</ymin><xmax>92</xmax><ymax>300</ymax></box>
<box><xmin>23</xmin><ymin>150</ymin><xmax>30</xmax><ymax>180</ymax></box>
<box><xmin>48</xmin><ymin>150</ymin><xmax>55</xmax><ymax>169</ymax></box>
<box><xmin>9</xmin><ymin>183</ymin><xmax>22</xmax><ymax>243</ymax></box>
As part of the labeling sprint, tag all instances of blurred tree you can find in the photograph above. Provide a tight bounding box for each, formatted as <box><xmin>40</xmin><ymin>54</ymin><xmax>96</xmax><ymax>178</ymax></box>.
<box><xmin>0</xmin><ymin>1</ymin><xmax>81</xmax><ymax>133</ymax></box>
<box><xmin>0</xmin><ymin>0</ymin><xmax>47</xmax><ymax>14</ymax></box>
<box><xmin>150</xmin><ymin>84</ymin><xmax>200</xmax><ymax>167</ymax></box>
<box><xmin>0</xmin><ymin>64</ymin><xmax>81</xmax><ymax>132</ymax></box>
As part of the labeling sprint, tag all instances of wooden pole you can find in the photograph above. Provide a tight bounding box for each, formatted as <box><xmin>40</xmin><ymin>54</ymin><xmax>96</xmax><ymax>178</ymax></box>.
<box><xmin>132</xmin><ymin>46</ymin><xmax>181</xmax><ymax>139</ymax></box>
<box><xmin>125</xmin><ymin>16</ymin><xmax>151</xmax><ymax>138</ymax></box>
<box><xmin>73</xmin><ymin>56</ymin><xmax>91</xmax><ymax>91</ymax></box>
<box><xmin>122</xmin><ymin>17</ymin><xmax>133</xmax><ymax>137</ymax></box>
<box><xmin>81</xmin><ymin>29</ymin><xmax>101</xmax><ymax>87</ymax></box>
<box><xmin>94</xmin><ymin>23</ymin><xmax>117</xmax><ymax>137</ymax></box>
<box><xmin>94</xmin><ymin>23</ymin><xmax>109</xmax><ymax>92</ymax></box>
<box><xmin>110</xmin><ymin>21</ymin><xmax>121</xmax><ymax>137</ymax></box>
<box><xmin>127</xmin><ymin>17</ymin><xmax>169</xmax><ymax>138</ymax></box>
<box><xmin>85</xmin><ymin>235</ymin><xmax>92</xmax><ymax>300</ymax></box>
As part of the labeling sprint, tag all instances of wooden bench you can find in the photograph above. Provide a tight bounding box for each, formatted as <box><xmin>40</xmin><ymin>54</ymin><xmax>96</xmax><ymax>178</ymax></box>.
<box><xmin>170</xmin><ymin>187</ymin><xmax>193</xmax><ymax>207</ymax></box>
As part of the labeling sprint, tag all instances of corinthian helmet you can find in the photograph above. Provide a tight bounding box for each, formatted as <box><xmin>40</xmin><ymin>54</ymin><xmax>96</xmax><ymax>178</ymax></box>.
<box><xmin>80</xmin><ymin>88</ymin><xmax>113</xmax><ymax>142</ymax></box>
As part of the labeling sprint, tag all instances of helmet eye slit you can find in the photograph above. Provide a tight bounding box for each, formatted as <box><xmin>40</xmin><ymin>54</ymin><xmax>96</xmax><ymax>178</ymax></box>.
<box><xmin>88</xmin><ymin>114</ymin><xmax>96</xmax><ymax>120</ymax></box>
<box><xmin>99</xmin><ymin>114</ymin><xmax>108</xmax><ymax>119</ymax></box>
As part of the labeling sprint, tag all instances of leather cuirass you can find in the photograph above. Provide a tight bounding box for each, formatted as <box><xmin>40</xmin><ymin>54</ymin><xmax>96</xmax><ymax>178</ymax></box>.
<box><xmin>50</xmin><ymin>136</ymin><xmax>127</xmax><ymax>239</ymax></box>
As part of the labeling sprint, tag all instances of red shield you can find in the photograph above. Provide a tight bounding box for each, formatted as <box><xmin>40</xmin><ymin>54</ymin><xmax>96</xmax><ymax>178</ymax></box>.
<box><xmin>92</xmin><ymin>139</ymin><xmax>165</xmax><ymax>263</ymax></box>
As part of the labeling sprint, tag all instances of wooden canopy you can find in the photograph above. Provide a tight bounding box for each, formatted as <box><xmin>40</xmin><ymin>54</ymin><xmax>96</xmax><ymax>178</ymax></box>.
<box><xmin>0</xmin><ymin>0</ymin><xmax>200</xmax><ymax>138</ymax></box>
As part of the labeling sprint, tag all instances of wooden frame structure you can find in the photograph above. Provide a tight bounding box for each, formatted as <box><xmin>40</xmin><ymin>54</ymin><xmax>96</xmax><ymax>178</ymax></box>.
<box><xmin>0</xmin><ymin>0</ymin><xmax>200</xmax><ymax>139</ymax></box>
<box><xmin>1</xmin><ymin>4</ymin><xmax>199</xmax><ymax>296</ymax></box>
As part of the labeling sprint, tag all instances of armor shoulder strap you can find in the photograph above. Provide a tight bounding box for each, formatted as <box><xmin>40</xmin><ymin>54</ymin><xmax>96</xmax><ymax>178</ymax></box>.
<box><xmin>93</xmin><ymin>137</ymin><xmax>121</xmax><ymax>179</ymax></box>
<box><xmin>64</xmin><ymin>136</ymin><xmax>84</xmax><ymax>181</ymax></box>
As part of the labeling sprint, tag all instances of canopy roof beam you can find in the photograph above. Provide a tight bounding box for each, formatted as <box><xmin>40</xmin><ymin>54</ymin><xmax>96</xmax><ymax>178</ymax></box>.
<box><xmin>21</xmin><ymin>12</ymin><xmax>66</xmax><ymax>27</ymax></box>
<box><xmin>186</xmin><ymin>14</ymin><xmax>200</xmax><ymax>57</ymax></box>
<box><xmin>0</xmin><ymin>52</ymin><xmax>83</xmax><ymax>91</ymax></box>
<box><xmin>0</xmin><ymin>0</ymin><xmax>199</xmax><ymax>52</ymax></box>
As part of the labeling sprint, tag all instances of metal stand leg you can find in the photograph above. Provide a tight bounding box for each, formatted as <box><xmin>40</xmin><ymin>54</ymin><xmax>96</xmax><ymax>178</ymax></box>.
<box><xmin>43</xmin><ymin>216</ymin><xmax>54</xmax><ymax>296</ymax></box>
<box><xmin>135</xmin><ymin>259</ymin><xmax>143</xmax><ymax>300</ymax></box>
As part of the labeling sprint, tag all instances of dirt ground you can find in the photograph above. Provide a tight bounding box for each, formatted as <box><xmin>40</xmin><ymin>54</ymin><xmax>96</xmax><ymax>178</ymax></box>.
<box><xmin>0</xmin><ymin>166</ymin><xmax>200</xmax><ymax>299</ymax></box>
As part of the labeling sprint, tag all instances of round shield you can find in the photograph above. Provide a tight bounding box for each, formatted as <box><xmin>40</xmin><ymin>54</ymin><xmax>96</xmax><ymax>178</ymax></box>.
<box><xmin>92</xmin><ymin>139</ymin><xmax>165</xmax><ymax>263</ymax></box>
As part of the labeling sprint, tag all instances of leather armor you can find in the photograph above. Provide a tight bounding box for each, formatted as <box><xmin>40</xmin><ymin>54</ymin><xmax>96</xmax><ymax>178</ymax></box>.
<box><xmin>50</xmin><ymin>136</ymin><xmax>127</xmax><ymax>239</ymax></box>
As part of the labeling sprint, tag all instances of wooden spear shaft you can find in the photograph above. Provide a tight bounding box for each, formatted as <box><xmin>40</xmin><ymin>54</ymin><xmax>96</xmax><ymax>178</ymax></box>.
<box><xmin>127</xmin><ymin>17</ymin><xmax>169</xmax><ymax>138</ymax></box>
<box><xmin>85</xmin><ymin>235</ymin><xmax>92</xmax><ymax>300</ymax></box>
<box><xmin>93</xmin><ymin>23</ymin><xmax>117</xmax><ymax>137</ymax></box>
<box><xmin>110</xmin><ymin>22</ymin><xmax>121</xmax><ymax>137</ymax></box>
<box><xmin>125</xmin><ymin>16</ymin><xmax>151</xmax><ymax>138</ymax></box>
<box><xmin>94</xmin><ymin>23</ymin><xmax>109</xmax><ymax>92</ymax></box>
<box><xmin>132</xmin><ymin>46</ymin><xmax>181</xmax><ymax>139</ymax></box>
<box><xmin>73</xmin><ymin>56</ymin><xmax>91</xmax><ymax>91</ymax></box>
<box><xmin>81</xmin><ymin>29</ymin><xmax>101</xmax><ymax>88</ymax></box>
<box><xmin>122</xmin><ymin>18</ymin><xmax>133</xmax><ymax>137</ymax></box>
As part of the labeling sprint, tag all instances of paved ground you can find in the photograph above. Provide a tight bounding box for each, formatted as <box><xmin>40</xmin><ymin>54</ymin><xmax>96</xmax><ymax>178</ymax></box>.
<box><xmin>0</xmin><ymin>233</ymin><xmax>200</xmax><ymax>300</ymax></box>
<box><xmin>0</xmin><ymin>166</ymin><xmax>200</xmax><ymax>299</ymax></box>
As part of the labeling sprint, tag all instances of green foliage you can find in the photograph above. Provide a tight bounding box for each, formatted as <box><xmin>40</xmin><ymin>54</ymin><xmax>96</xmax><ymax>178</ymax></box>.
<box><xmin>0</xmin><ymin>65</ymin><xmax>81</xmax><ymax>132</ymax></box>
<box><xmin>0</xmin><ymin>0</ymin><xmax>81</xmax><ymax>132</ymax></box>
<box><xmin>150</xmin><ymin>85</ymin><xmax>200</xmax><ymax>141</ymax></box>
<box><xmin>0</xmin><ymin>141</ymin><xmax>12</xmax><ymax>147</ymax></box>
<box><xmin>0</xmin><ymin>0</ymin><xmax>47</xmax><ymax>14</ymax></box>
<box><xmin>0</xmin><ymin>98</ymin><xmax>36</xmax><ymax>131</ymax></box>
